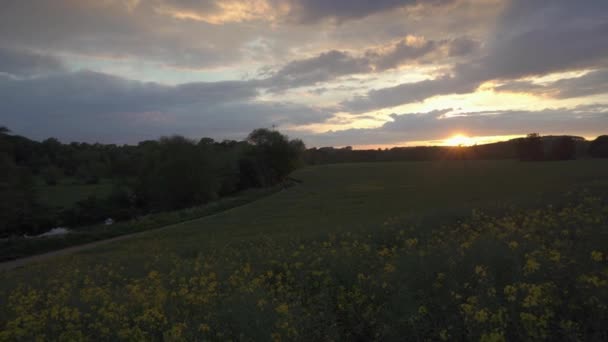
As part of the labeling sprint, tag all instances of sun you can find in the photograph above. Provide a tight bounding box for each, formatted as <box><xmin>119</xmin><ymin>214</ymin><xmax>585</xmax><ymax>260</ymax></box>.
<box><xmin>444</xmin><ymin>134</ymin><xmax>475</xmax><ymax>146</ymax></box>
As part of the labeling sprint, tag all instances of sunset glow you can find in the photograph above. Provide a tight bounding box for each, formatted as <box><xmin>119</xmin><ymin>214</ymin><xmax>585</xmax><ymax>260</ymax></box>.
<box><xmin>443</xmin><ymin>134</ymin><xmax>475</xmax><ymax>146</ymax></box>
<box><xmin>0</xmin><ymin>0</ymin><xmax>605</xmax><ymax>146</ymax></box>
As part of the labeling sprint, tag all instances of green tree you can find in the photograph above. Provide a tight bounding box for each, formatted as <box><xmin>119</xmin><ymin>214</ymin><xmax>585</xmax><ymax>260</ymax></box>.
<box><xmin>136</xmin><ymin>136</ymin><xmax>220</xmax><ymax>211</ymax></box>
<box><xmin>246</xmin><ymin>128</ymin><xmax>306</xmax><ymax>184</ymax></box>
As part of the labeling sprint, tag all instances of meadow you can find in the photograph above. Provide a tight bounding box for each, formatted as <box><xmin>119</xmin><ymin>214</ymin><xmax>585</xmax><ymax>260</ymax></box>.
<box><xmin>1</xmin><ymin>160</ymin><xmax>607</xmax><ymax>341</ymax></box>
<box><xmin>35</xmin><ymin>178</ymin><xmax>114</xmax><ymax>210</ymax></box>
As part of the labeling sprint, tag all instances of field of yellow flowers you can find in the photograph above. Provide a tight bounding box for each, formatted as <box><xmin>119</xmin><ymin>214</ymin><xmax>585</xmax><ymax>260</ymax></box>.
<box><xmin>1</xmin><ymin>193</ymin><xmax>606</xmax><ymax>341</ymax></box>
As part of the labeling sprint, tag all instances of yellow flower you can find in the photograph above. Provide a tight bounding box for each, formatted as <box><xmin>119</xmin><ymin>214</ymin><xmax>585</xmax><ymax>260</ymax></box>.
<box><xmin>384</xmin><ymin>263</ymin><xmax>396</xmax><ymax>273</ymax></box>
<box><xmin>418</xmin><ymin>305</ymin><xmax>428</xmax><ymax>315</ymax></box>
<box><xmin>275</xmin><ymin>303</ymin><xmax>289</xmax><ymax>314</ymax></box>
<box><xmin>522</xmin><ymin>284</ymin><xmax>542</xmax><ymax>308</ymax></box>
<box><xmin>508</xmin><ymin>241</ymin><xmax>519</xmax><ymax>249</ymax></box>
<box><xmin>199</xmin><ymin>323</ymin><xmax>210</xmax><ymax>332</ymax></box>
<box><xmin>474</xmin><ymin>309</ymin><xmax>489</xmax><ymax>323</ymax></box>
<box><xmin>480</xmin><ymin>332</ymin><xmax>506</xmax><ymax>342</ymax></box>
<box><xmin>406</xmin><ymin>238</ymin><xmax>418</xmax><ymax>248</ymax></box>
<box><xmin>504</xmin><ymin>285</ymin><xmax>517</xmax><ymax>302</ymax></box>
<box><xmin>520</xmin><ymin>312</ymin><xmax>537</xmax><ymax>322</ymax></box>
<box><xmin>475</xmin><ymin>265</ymin><xmax>487</xmax><ymax>278</ymax></box>
<box><xmin>591</xmin><ymin>251</ymin><xmax>603</xmax><ymax>262</ymax></box>
<box><xmin>524</xmin><ymin>258</ymin><xmax>540</xmax><ymax>274</ymax></box>
<box><xmin>377</xmin><ymin>247</ymin><xmax>391</xmax><ymax>257</ymax></box>
<box><xmin>548</xmin><ymin>250</ymin><xmax>561</xmax><ymax>263</ymax></box>
<box><xmin>460</xmin><ymin>303</ymin><xmax>474</xmax><ymax>315</ymax></box>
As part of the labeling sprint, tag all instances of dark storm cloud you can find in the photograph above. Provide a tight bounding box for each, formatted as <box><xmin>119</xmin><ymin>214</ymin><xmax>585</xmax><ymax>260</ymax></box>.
<box><xmin>304</xmin><ymin>105</ymin><xmax>608</xmax><ymax>147</ymax></box>
<box><xmin>0</xmin><ymin>48</ymin><xmax>66</xmax><ymax>77</ymax></box>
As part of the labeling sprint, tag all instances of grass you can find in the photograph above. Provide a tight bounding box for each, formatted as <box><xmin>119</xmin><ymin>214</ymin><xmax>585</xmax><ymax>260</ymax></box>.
<box><xmin>0</xmin><ymin>186</ymin><xmax>283</xmax><ymax>262</ymax></box>
<box><xmin>1</xmin><ymin>160</ymin><xmax>608</xmax><ymax>340</ymax></box>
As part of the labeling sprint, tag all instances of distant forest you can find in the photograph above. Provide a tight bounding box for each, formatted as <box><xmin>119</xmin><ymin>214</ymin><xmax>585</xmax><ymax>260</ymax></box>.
<box><xmin>305</xmin><ymin>134</ymin><xmax>608</xmax><ymax>164</ymax></box>
<box><xmin>1</xmin><ymin>127</ymin><xmax>607</xmax><ymax>237</ymax></box>
<box><xmin>0</xmin><ymin>127</ymin><xmax>305</xmax><ymax>237</ymax></box>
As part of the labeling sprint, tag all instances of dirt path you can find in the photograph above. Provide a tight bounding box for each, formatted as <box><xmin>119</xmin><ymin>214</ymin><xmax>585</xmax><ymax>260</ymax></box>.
<box><xmin>0</xmin><ymin>203</ymin><xmax>240</xmax><ymax>273</ymax></box>
<box><xmin>0</xmin><ymin>227</ymin><xmax>163</xmax><ymax>273</ymax></box>
<box><xmin>0</xmin><ymin>185</ymin><xmax>289</xmax><ymax>274</ymax></box>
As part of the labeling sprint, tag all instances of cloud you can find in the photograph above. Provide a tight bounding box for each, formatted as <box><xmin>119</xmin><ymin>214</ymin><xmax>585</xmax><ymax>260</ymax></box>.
<box><xmin>0</xmin><ymin>48</ymin><xmax>65</xmax><ymax>77</ymax></box>
<box><xmin>341</xmin><ymin>76</ymin><xmax>479</xmax><ymax>113</ymax></box>
<box><xmin>284</xmin><ymin>0</ymin><xmax>455</xmax><ymax>23</ymax></box>
<box><xmin>303</xmin><ymin>105</ymin><xmax>608</xmax><ymax>146</ymax></box>
<box><xmin>447</xmin><ymin>37</ymin><xmax>479</xmax><ymax>57</ymax></box>
<box><xmin>0</xmin><ymin>70</ymin><xmax>331</xmax><ymax>143</ymax></box>
<box><xmin>371</xmin><ymin>36</ymin><xmax>439</xmax><ymax>71</ymax></box>
<box><xmin>495</xmin><ymin>69</ymin><xmax>608</xmax><ymax>99</ymax></box>
<box><xmin>152</xmin><ymin>0</ymin><xmax>282</xmax><ymax>24</ymax></box>
<box><xmin>261</xmin><ymin>35</ymin><xmax>478</xmax><ymax>92</ymax></box>
<box><xmin>0</xmin><ymin>70</ymin><xmax>257</xmax><ymax>115</ymax></box>
<box><xmin>0</xmin><ymin>0</ymin><xmax>257</xmax><ymax>69</ymax></box>
<box><xmin>339</xmin><ymin>0</ymin><xmax>608</xmax><ymax>113</ymax></box>
<box><xmin>1</xmin><ymin>0</ymin><xmax>606</xmax><ymax>147</ymax></box>
<box><xmin>260</xmin><ymin>50</ymin><xmax>372</xmax><ymax>91</ymax></box>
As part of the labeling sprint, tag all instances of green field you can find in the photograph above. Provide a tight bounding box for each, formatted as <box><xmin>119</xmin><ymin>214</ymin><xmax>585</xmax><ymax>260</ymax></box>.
<box><xmin>2</xmin><ymin>160</ymin><xmax>608</xmax><ymax>341</ymax></box>
<box><xmin>36</xmin><ymin>179</ymin><xmax>114</xmax><ymax>209</ymax></box>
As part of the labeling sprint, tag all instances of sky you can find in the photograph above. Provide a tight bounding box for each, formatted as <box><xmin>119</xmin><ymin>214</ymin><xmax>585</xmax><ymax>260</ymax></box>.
<box><xmin>0</xmin><ymin>0</ymin><xmax>607</xmax><ymax>148</ymax></box>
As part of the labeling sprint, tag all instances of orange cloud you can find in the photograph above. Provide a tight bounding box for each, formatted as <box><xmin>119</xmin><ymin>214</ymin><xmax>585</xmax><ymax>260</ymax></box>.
<box><xmin>154</xmin><ymin>0</ymin><xmax>288</xmax><ymax>24</ymax></box>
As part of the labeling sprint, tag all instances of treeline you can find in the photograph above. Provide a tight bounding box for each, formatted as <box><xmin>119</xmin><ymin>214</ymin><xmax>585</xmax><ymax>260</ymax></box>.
<box><xmin>304</xmin><ymin>134</ymin><xmax>608</xmax><ymax>164</ymax></box>
<box><xmin>0</xmin><ymin>127</ymin><xmax>305</xmax><ymax>237</ymax></box>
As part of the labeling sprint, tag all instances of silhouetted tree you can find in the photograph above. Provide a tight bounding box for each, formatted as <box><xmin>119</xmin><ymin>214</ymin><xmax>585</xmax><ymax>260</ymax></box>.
<box><xmin>136</xmin><ymin>135</ymin><xmax>220</xmax><ymax>211</ymax></box>
<box><xmin>549</xmin><ymin>136</ymin><xmax>576</xmax><ymax>160</ymax></box>
<box><xmin>516</xmin><ymin>133</ymin><xmax>544</xmax><ymax>161</ymax></box>
<box><xmin>589</xmin><ymin>135</ymin><xmax>608</xmax><ymax>158</ymax></box>
<box><xmin>246</xmin><ymin>128</ymin><xmax>305</xmax><ymax>183</ymax></box>
<box><xmin>0</xmin><ymin>154</ymin><xmax>37</xmax><ymax>237</ymax></box>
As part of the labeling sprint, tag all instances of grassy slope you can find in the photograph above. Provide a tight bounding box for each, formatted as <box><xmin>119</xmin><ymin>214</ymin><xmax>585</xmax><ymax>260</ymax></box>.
<box><xmin>3</xmin><ymin>159</ymin><xmax>608</xmax><ymax>278</ymax></box>
<box><xmin>2</xmin><ymin>160</ymin><xmax>608</xmax><ymax>340</ymax></box>
<box><xmin>0</xmin><ymin>186</ymin><xmax>282</xmax><ymax>262</ymax></box>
